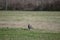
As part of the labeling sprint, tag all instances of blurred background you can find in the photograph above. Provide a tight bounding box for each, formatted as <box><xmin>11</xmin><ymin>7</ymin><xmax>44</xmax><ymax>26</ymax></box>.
<box><xmin>0</xmin><ymin>0</ymin><xmax>60</xmax><ymax>11</ymax></box>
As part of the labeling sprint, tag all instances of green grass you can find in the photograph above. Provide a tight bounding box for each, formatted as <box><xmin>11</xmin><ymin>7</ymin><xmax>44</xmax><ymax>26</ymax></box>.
<box><xmin>0</xmin><ymin>11</ymin><xmax>60</xmax><ymax>22</ymax></box>
<box><xmin>0</xmin><ymin>11</ymin><xmax>60</xmax><ymax>32</ymax></box>
<box><xmin>0</xmin><ymin>28</ymin><xmax>60</xmax><ymax>40</ymax></box>
<box><xmin>0</xmin><ymin>11</ymin><xmax>60</xmax><ymax>40</ymax></box>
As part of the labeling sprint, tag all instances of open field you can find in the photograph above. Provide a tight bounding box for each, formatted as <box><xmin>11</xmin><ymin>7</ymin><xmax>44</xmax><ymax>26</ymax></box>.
<box><xmin>0</xmin><ymin>28</ymin><xmax>60</xmax><ymax>40</ymax></box>
<box><xmin>0</xmin><ymin>11</ymin><xmax>60</xmax><ymax>40</ymax></box>
<box><xmin>0</xmin><ymin>11</ymin><xmax>60</xmax><ymax>32</ymax></box>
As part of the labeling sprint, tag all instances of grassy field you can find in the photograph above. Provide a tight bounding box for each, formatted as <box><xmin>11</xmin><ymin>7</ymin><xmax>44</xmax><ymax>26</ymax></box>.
<box><xmin>0</xmin><ymin>11</ymin><xmax>60</xmax><ymax>40</ymax></box>
<box><xmin>0</xmin><ymin>11</ymin><xmax>60</xmax><ymax>32</ymax></box>
<box><xmin>0</xmin><ymin>28</ymin><xmax>60</xmax><ymax>40</ymax></box>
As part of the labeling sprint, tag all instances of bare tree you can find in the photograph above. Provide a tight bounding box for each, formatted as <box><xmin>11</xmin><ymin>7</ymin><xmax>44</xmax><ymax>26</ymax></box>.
<box><xmin>5</xmin><ymin>0</ymin><xmax>8</xmax><ymax>10</ymax></box>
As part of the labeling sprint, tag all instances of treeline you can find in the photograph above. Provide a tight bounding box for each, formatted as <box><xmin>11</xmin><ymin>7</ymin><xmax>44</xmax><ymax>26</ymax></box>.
<box><xmin>0</xmin><ymin>0</ymin><xmax>60</xmax><ymax>11</ymax></box>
